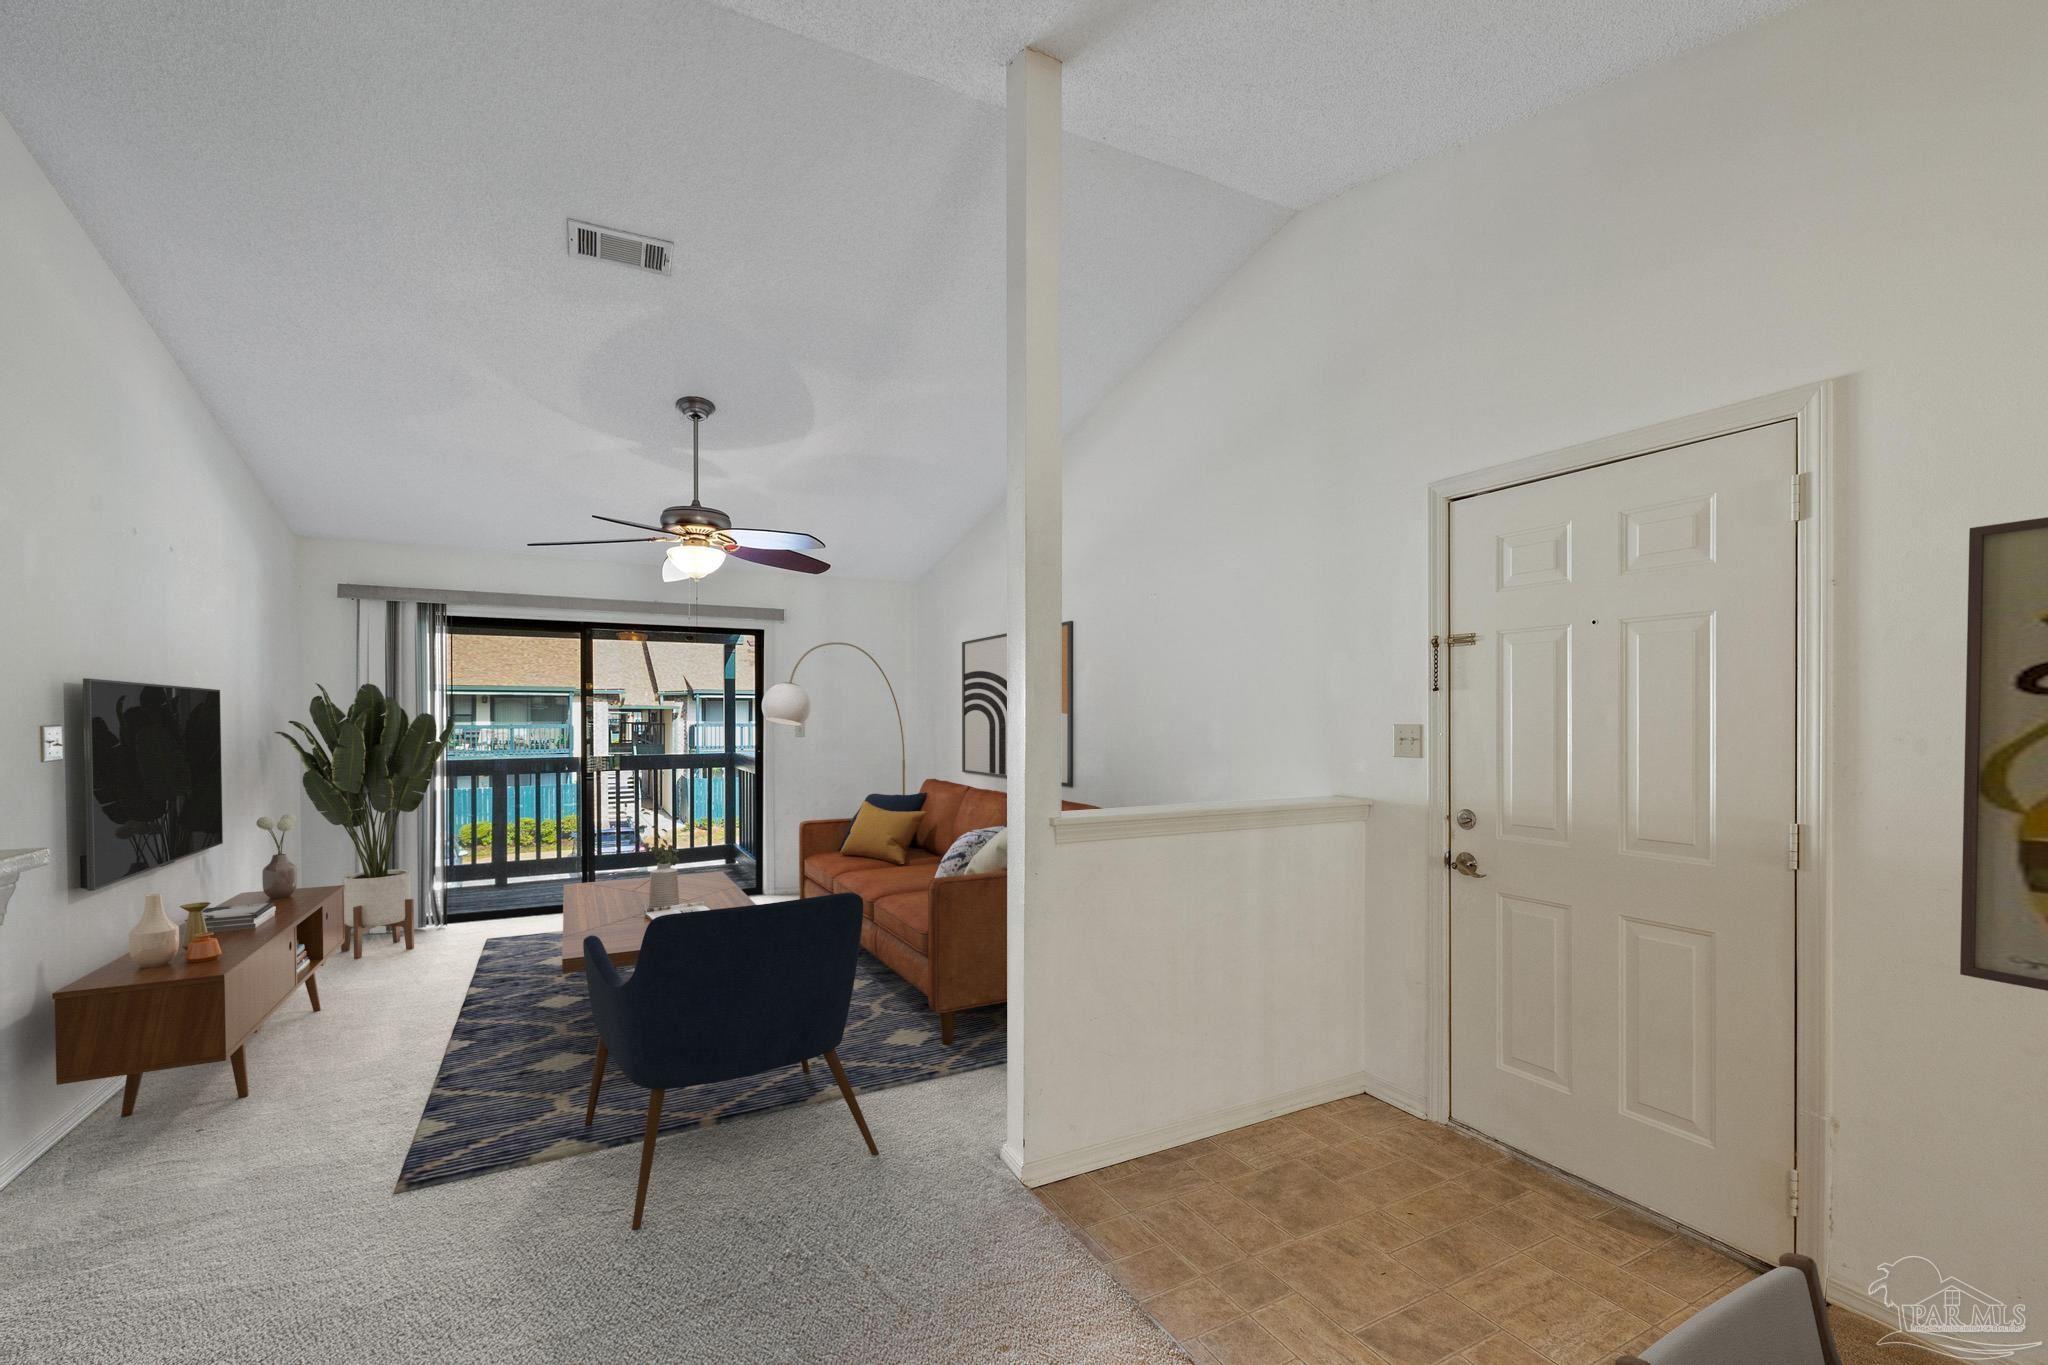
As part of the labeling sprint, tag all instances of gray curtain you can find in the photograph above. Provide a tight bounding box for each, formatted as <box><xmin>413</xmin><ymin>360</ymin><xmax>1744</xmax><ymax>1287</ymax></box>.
<box><xmin>407</xmin><ymin>602</ymin><xmax>450</xmax><ymax>928</ymax></box>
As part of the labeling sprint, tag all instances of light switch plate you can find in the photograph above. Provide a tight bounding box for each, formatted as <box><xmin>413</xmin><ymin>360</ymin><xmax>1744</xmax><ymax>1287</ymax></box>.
<box><xmin>1392</xmin><ymin>724</ymin><xmax>1424</xmax><ymax>758</ymax></box>
<box><xmin>40</xmin><ymin>725</ymin><xmax>64</xmax><ymax>762</ymax></box>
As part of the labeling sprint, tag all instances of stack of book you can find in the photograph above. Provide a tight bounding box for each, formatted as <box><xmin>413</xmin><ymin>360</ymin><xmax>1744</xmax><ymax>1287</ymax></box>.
<box><xmin>291</xmin><ymin>940</ymin><xmax>310</xmax><ymax>974</ymax></box>
<box><xmin>206</xmin><ymin>901</ymin><xmax>274</xmax><ymax>932</ymax></box>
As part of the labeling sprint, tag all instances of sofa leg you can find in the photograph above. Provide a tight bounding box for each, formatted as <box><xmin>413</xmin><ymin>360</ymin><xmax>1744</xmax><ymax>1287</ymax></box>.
<box><xmin>939</xmin><ymin>1012</ymin><xmax>955</xmax><ymax>1045</ymax></box>
<box><xmin>632</xmin><ymin>1088</ymin><xmax>665</xmax><ymax>1230</ymax></box>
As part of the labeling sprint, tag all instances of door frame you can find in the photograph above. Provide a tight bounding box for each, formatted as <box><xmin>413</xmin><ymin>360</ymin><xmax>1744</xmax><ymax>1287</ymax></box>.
<box><xmin>1421</xmin><ymin>382</ymin><xmax>1835</xmax><ymax>1272</ymax></box>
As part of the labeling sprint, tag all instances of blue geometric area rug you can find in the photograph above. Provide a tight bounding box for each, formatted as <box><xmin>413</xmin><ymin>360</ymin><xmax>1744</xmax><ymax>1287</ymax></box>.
<box><xmin>395</xmin><ymin>936</ymin><xmax>1004</xmax><ymax>1191</ymax></box>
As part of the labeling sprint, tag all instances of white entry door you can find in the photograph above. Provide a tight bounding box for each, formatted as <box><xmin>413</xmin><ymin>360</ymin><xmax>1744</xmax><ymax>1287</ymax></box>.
<box><xmin>1448</xmin><ymin>420</ymin><xmax>1798</xmax><ymax>1257</ymax></box>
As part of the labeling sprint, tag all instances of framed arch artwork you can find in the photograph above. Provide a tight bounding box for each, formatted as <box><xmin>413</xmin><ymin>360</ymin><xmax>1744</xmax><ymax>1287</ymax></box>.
<box><xmin>962</xmin><ymin>623</ymin><xmax>1071</xmax><ymax>786</ymax></box>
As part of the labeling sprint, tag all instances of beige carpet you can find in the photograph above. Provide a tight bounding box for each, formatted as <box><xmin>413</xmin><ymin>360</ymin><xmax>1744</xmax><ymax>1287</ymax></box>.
<box><xmin>0</xmin><ymin>916</ymin><xmax>1186</xmax><ymax>1364</ymax></box>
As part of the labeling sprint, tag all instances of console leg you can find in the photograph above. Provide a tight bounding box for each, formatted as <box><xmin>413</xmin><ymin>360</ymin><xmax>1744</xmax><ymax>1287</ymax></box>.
<box><xmin>229</xmin><ymin>1046</ymin><xmax>249</xmax><ymax>1099</ymax></box>
<box><xmin>121</xmin><ymin>1072</ymin><xmax>141</xmax><ymax>1117</ymax></box>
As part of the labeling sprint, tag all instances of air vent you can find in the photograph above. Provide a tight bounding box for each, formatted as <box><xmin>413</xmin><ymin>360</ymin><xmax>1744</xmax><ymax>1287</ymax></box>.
<box><xmin>567</xmin><ymin>219</ymin><xmax>673</xmax><ymax>275</ymax></box>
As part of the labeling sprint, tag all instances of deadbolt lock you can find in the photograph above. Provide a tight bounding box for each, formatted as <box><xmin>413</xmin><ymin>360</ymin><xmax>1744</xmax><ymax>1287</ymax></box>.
<box><xmin>1455</xmin><ymin>808</ymin><xmax>1476</xmax><ymax>830</ymax></box>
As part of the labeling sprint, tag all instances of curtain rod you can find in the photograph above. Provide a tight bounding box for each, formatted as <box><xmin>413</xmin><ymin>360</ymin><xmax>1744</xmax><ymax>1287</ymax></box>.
<box><xmin>335</xmin><ymin>583</ymin><xmax>785</xmax><ymax>622</ymax></box>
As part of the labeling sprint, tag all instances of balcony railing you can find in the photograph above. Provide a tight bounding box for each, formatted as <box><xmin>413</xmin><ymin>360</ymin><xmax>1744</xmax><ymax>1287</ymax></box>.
<box><xmin>446</xmin><ymin>722</ymin><xmax>574</xmax><ymax>759</ymax></box>
<box><xmin>687</xmin><ymin>721</ymin><xmax>756</xmax><ymax>752</ymax></box>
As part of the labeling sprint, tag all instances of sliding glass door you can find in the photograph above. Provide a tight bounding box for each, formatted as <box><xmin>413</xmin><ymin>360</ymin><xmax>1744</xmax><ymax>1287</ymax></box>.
<box><xmin>440</xmin><ymin>618</ymin><xmax>763</xmax><ymax>918</ymax></box>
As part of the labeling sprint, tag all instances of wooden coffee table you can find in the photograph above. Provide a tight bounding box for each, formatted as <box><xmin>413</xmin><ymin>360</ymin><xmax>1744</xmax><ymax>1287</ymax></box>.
<box><xmin>559</xmin><ymin>871</ymin><xmax>752</xmax><ymax>974</ymax></box>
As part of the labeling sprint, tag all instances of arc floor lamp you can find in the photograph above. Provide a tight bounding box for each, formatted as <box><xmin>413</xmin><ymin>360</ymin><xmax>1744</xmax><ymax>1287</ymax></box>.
<box><xmin>761</xmin><ymin>642</ymin><xmax>907</xmax><ymax>794</ymax></box>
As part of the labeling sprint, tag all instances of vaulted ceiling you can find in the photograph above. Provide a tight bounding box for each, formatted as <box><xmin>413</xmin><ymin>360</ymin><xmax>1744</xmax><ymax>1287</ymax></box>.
<box><xmin>0</xmin><ymin>0</ymin><xmax>1799</xmax><ymax>579</ymax></box>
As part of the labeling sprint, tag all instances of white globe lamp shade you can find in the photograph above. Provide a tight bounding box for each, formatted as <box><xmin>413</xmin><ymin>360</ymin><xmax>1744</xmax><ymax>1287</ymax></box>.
<box><xmin>761</xmin><ymin>682</ymin><xmax>811</xmax><ymax>727</ymax></box>
<box><xmin>663</xmin><ymin>542</ymin><xmax>727</xmax><ymax>581</ymax></box>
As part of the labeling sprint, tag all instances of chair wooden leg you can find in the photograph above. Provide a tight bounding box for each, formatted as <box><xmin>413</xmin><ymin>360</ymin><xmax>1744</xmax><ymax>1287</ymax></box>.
<box><xmin>632</xmin><ymin>1088</ymin><xmax>665</xmax><ymax>1230</ymax></box>
<box><xmin>800</xmin><ymin>1057</ymin><xmax>811</xmax><ymax>1074</ymax></box>
<box><xmin>352</xmin><ymin>907</ymin><xmax>364</xmax><ymax>960</ymax></box>
<box><xmin>121</xmin><ymin>1072</ymin><xmax>141</xmax><ymax>1117</ymax></box>
<box><xmin>229</xmin><ymin>1046</ymin><xmax>249</xmax><ymax>1099</ymax></box>
<box><xmin>823</xmin><ymin>1049</ymin><xmax>877</xmax><ymax>1156</ymax></box>
<box><xmin>939</xmin><ymin>1012</ymin><xmax>955</xmax><ymax>1045</ymax></box>
<box><xmin>585</xmin><ymin>1041</ymin><xmax>607</xmax><ymax>1127</ymax></box>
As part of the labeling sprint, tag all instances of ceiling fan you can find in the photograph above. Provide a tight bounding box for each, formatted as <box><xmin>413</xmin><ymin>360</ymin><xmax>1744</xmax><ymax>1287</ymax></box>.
<box><xmin>527</xmin><ymin>396</ymin><xmax>829</xmax><ymax>580</ymax></box>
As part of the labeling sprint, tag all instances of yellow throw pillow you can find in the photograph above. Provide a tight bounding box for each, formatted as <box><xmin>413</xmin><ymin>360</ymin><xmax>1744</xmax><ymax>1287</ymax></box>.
<box><xmin>841</xmin><ymin>801</ymin><xmax>924</xmax><ymax>866</ymax></box>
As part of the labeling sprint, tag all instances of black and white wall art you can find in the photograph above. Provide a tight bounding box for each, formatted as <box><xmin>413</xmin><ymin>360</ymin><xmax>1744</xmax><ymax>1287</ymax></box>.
<box><xmin>962</xmin><ymin>623</ymin><xmax>1071</xmax><ymax>785</ymax></box>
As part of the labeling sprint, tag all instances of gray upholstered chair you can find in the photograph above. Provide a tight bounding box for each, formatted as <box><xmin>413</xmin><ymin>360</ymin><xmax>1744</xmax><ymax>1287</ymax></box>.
<box><xmin>1619</xmin><ymin>1254</ymin><xmax>1842</xmax><ymax>1365</ymax></box>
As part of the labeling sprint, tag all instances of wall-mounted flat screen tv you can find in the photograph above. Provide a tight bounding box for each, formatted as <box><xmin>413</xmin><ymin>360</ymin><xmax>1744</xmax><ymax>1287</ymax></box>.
<box><xmin>80</xmin><ymin>679</ymin><xmax>223</xmax><ymax>889</ymax></box>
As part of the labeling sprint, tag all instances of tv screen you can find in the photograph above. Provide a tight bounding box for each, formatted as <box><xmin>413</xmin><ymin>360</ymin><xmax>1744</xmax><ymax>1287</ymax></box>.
<box><xmin>81</xmin><ymin>679</ymin><xmax>223</xmax><ymax>889</ymax></box>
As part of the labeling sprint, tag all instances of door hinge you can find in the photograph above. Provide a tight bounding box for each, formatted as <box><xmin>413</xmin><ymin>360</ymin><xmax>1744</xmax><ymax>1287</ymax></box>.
<box><xmin>1429</xmin><ymin>633</ymin><xmax>1479</xmax><ymax>693</ymax></box>
<box><xmin>1787</xmin><ymin>822</ymin><xmax>1803</xmax><ymax>871</ymax></box>
<box><xmin>1787</xmin><ymin>1167</ymin><xmax>1801</xmax><ymax>1219</ymax></box>
<box><xmin>1790</xmin><ymin>472</ymin><xmax>1812</xmax><ymax>521</ymax></box>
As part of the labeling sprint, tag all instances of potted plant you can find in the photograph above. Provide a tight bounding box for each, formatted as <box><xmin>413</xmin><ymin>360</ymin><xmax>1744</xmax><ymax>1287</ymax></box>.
<box><xmin>278</xmin><ymin>685</ymin><xmax>451</xmax><ymax>937</ymax></box>
<box><xmin>649</xmin><ymin>843</ymin><xmax>679</xmax><ymax>910</ymax></box>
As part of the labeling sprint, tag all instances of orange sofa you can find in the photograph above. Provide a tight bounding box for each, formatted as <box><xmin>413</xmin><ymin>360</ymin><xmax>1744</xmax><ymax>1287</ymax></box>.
<box><xmin>799</xmin><ymin>778</ymin><xmax>1092</xmax><ymax>1043</ymax></box>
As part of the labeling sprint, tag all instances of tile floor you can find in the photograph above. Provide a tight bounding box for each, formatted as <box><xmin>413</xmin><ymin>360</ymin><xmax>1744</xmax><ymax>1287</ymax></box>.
<box><xmin>1036</xmin><ymin>1093</ymin><xmax>1945</xmax><ymax>1365</ymax></box>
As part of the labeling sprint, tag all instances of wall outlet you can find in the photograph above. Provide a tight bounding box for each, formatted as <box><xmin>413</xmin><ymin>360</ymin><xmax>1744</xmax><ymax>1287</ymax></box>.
<box><xmin>1392</xmin><ymin>724</ymin><xmax>1424</xmax><ymax>758</ymax></box>
<box><xmin>40</xmin><ymin>725</ymin><xmax>64</xmax><ymax>762</ymax></box>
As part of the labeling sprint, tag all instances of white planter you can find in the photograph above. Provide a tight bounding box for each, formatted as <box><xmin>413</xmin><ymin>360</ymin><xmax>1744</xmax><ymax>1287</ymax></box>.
<box><xmin>345</xmin><ymin>872</ymin><xmax>410</xmax><ymax>929</ymax></box>
<box><xmin>648</xmin><ymin>867</ymin><xmax>680</xmax><ymax>909</ymax></box>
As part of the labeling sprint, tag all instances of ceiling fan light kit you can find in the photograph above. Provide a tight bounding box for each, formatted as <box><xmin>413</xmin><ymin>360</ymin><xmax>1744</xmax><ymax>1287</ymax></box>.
<box><xmin>527</xmin><ymin>394</ymin><xmax>830</xmax><ymax>580</ymax></box>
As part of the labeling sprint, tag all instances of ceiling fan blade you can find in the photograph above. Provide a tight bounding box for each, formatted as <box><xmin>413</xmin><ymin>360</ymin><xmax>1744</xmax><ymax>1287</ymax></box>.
<box><xmin>592</xmin><ymin>513</ymin><xmax>671</xmax><ymax>534</ymax></box>
<box><xmin>727</xmin><ymin>527</ymin><xmax>825</xmax><ymax>552</ymax></box>
<box><xmin>526</xmin><ymin>536</ymin><xmax>670</xmax><ymax>546</ymax></box>
<box><xmin>729</xmin><ymin>545</ymin><xmax>831</xmax><ymax>574</ymax></box>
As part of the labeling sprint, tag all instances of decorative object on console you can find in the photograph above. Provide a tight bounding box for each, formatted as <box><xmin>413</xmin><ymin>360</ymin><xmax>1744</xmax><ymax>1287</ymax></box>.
<box><xmin>256</xmin><ymin>813</ymin><xmax>298</xmax><ymax>899</ymax></box>
<box><xmin>762</xmin><ymin>641</ymin><xmax>907</xmax><ymax>794</ymax></box>
<box><xmin>279</xmin><ymin>683</ymin><xmax>451</xmax><ymax>955</ymax></box>
<box><xmin>961</xmin><ymin>622</ymin><xmax>1072</xmax><ymax>785</ymax></box>
<box><xmin>648</xmin><ymin>846</ymin><xmax>680</xmax><ymax>910</ymax></box>
<box><xmin>1963</xmin><ymin>514</ymin><xmax>2048</xmax><ymax>991</ymax></box>
<box><xmin>126</xmin><ymin>893</ymin><xmax>180</xmax><ymax>967</ymax></box>
<box><xmin>839</xmin><ymin>802</ymin><xmax>922</xmax><ymax>866</ymax></box>
<box><xmin>935</xmin><ymin>826</ymin><xmax>1001</xmax><ymax>877</ymax></box>
<box><xmin>525</xmin><ymin>396</ymin><xmax>830</xmax><ymax>581</ymax></box>
<box><xmin>183</xmin><ymin>901</ymin><xmax>222</xmax><ymax>963</ymax></box>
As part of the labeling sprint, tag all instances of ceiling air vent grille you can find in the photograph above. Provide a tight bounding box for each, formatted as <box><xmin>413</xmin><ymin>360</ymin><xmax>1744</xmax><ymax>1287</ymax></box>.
<box><xmin>567</xmin><ymin>219</ymin><xmax>673</xmax><ymax>276</ymax></box>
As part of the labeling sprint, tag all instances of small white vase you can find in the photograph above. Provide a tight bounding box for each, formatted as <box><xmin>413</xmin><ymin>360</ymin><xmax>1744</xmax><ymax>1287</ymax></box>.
<box><xmin>345</xmin><ymin>872</ymin><xmax>410</xmax><ymax>929</ymax></box>
<box><xmin>648</xmin><ymin>867</ymin><xmax>680</xmax><ymax>909</ymax></box>
<box><xmin>127</xmin><ymin>893</ymin><xmax>181</xmax><ymax>967</ymax></box>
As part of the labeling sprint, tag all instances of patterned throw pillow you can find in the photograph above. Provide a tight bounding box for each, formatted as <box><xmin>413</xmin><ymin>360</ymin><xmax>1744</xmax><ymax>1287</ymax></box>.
<box><xmin>936</xmin><ymin>826</ymin><xmax>1003</xmax><ymax>878</ymax></box>
<box><xmin>965</xmin><ymin>827</ymin><xmax>1009</xmax><ymax>875</ymax></box>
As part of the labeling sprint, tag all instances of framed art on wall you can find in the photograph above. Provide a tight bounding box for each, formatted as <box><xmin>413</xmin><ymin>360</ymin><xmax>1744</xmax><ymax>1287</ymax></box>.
<box><xmin>962</xmin><ymin>623</ymin><xmax>1071</xmax><ymax>786</ymax></box>
<box><xmin>1963</xmin><ymin>515</ymin><xmax>2048</xmax><ymax>991</ymax></box>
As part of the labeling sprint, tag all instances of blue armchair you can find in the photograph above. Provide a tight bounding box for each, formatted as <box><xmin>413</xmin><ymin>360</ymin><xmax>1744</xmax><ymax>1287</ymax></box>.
<box><xmin>581</xmin><ymin>893</ymin><xmax>876</xmax><ymax>1228</ymax></box>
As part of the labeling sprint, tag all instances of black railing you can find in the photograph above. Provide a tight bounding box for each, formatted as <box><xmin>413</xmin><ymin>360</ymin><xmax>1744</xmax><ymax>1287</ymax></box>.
<box><xmin>442</xmin><ymin>751</ymin><xmax>759</xmax><ymax>889</ymax></box>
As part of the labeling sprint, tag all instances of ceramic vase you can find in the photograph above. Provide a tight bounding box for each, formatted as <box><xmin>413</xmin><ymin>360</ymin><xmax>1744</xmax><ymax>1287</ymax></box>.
<box><xmin>262</xmin><ymin>853</ymin><xmax>298</xmax><ymax>900</ymax></box>
<box><xmin>127</xmin><ymin>893</ymin><xmax>180</xmax><ymax>967</ymax></box>
<box><xmin>648</xmin><ymin>866</ymin><xmax>680</xmax><ymax>909</ymax></box>
<box><xmin>345</xmin><ymin>871</ymin><xmax>410</xmax><ymax>929</ymax></box>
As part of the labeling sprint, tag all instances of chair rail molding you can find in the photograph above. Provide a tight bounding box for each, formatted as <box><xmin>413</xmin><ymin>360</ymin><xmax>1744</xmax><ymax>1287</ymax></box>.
<box><xmin>0</xmin><ymin>848</ymin><xmax>50</xmax><ymax>927</ymax></box>
<box><xmin>1049</xmin><ymin>795</ymin><xmax>1372</xmax><ymax>844</ymax></box>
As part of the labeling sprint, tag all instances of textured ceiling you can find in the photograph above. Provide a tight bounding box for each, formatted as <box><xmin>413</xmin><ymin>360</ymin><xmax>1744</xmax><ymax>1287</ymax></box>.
<box><xmin>0</xmin><ymin>0</ymin><xmax>1800</xmax><ymax>580</ymax></box>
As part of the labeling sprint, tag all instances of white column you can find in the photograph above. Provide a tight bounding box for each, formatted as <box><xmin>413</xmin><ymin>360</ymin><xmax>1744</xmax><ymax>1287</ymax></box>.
<box><xmin>1002</xmin><ymin>46</ymin><xmax>1062</xmax><ymax>1178</ymax></box>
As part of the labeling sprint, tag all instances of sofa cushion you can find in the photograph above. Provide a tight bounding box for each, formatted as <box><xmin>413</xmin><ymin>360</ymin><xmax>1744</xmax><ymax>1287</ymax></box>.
<box><xmin>803</xmin><ymin>851</ymin><xmax>888</xmax><ymax>893</ymax></box>
<box><xmin>841</xmin><ymin>802</ymin><xmax>923</xmax><ymax>865</ymax></box>
<box><xmin>869</xmin><ymin>914</ymin><xmax>932</xmax><ymax>992</ymax></box>
<box><xmin>952</xmin><ymin>787</ymin><xmax>1008</xmax><ymax>850</ymax></box>
<box><xmin>915</xmin><ymin>779</ymin><xmax>968</xmax><ymax>855</ymax></box>
<box><xmin>835</xmin><ymin>861</ymin><xmax>940</xmax><ymax>903</ymax></box>
<box><xmin>871</xmin><ymin>890</ymin><xmax>930</xmax><ymax>955</ymax></box>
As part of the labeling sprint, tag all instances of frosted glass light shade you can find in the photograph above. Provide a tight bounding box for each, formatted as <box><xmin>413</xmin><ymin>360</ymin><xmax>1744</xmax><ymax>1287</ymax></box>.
<box><xmin>762</xmin><ymin>682</ymin><xmax>811</xmax><ymax>726</ymax></box>
<box><xmin>664</xmin><ymin>542</ymin><xmax>727</xmax><ymax>580</ymax></box>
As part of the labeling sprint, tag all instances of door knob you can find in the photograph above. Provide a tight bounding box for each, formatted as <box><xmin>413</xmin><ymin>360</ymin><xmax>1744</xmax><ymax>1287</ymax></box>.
<box><xmin>1450</xmin><ymin>851</ymin><xmax>1486</xmax><ymax>878</ymax></box>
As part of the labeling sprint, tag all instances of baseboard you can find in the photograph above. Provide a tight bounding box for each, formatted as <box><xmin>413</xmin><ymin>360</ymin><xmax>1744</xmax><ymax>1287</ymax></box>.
<box><xmin>0</xmin><ymin>1078</ymin><xmax>121</xmax><ymax>1190</ymax></box>
<box><xmin>1006</xmin><ymin>1071</ymin><xmax>1375</xmax><ymax>1187</ymax></box>
<box><xmin>1355</xmin><ymin>1068</ymin><xmax>1429</xmax><ymax>1120</ymax></box>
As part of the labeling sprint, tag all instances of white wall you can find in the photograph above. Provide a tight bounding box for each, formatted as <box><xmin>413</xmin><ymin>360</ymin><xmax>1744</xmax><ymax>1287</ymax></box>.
<box><xmin>917</xmin><ymin>0</ymin><xmax>2048</xmax><ymax>1313</ymax></box>
<box><xmin>294</xmin><ymin>539</ymin><xmax>918</xmax><ymax>895</ymax></box>
<box><xmin>0</xmin><ymin>116</ymin><xmax>300</xmax><ymax>1179</ymax></box>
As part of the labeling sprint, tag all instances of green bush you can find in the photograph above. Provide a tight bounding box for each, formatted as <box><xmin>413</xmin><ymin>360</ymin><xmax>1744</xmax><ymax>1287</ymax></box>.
<box><xmin>559</xmin><ymin>815</ymin><xmax>578</xmax><ymax>837</ymax></box>
<box><xmin>539</xmin><ymin>819</ymin><xmax>558</xmax><ymax>846</ymax></box>
<box><xmin>461</xmin><ymin>820</ymin><xmax>493</xmax><ymax>848</ymax></box>
<box><xmin>517</xmin><ymin>817</ymin><xmax>538</xmax><ymax>849</ymax></box>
